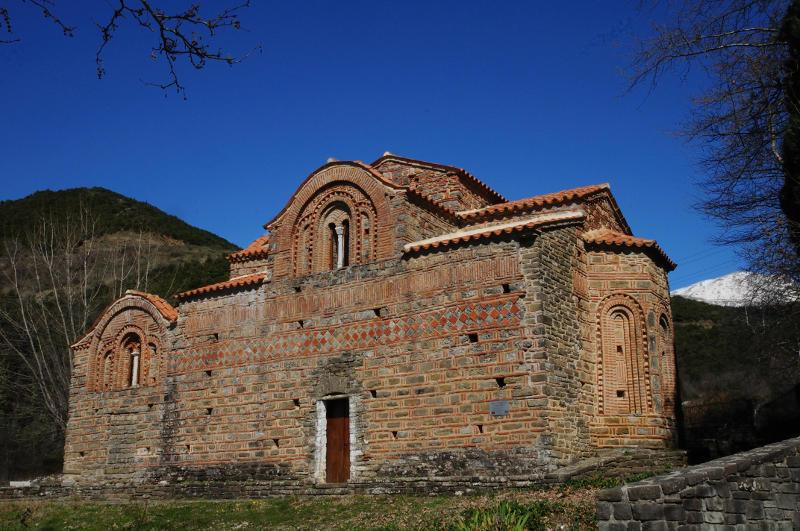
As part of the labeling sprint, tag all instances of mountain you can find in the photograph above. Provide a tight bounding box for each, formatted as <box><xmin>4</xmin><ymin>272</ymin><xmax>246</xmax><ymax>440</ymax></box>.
<box><xmin>0</xmin><ymin>187</ymin><xmax>239</xmax><ymax>300</ymax></box>
<box><xmin>0</xmin><ymin>187</ymin><xmax>237</xmax><ymax>251</ymax></box>
<box><xmin>671</xmin><ymin>271</ymin><xmax>796</xmax><ymax>307</ymax></box>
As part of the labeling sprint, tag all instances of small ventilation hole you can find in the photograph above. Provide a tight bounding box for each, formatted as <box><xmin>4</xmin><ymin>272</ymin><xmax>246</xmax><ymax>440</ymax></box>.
<box><xmin>185</xmin><ymin>444</ymin><xmax>191</xmax><ymax>452</ymax></box>
<box><xmin>79</xmin><ymin>451</ymin><xmax>85</xmax><ymax>457</ymax></box>
<box><xmin>273</xmin><ymin>439</ymin><xmax>280</xmax><ymax>448</ymax></box>
<box><xmin>293</xmin><ymin>286</ymin><xmax>301</xmax><ymax>293</ymax></box>
<box><xmin>477</xmin><ymin>424</ymin><xmax>484</xmax><ymax>434</ymax></box>
<box><xmin>148</xmin><ymin>403</ymin><xmax>154</xmax><ymax>410</ymax></box>
<box><xmin>205</xmin><ymin>370</ymin><xmax>212</xmax><ymax>377</ymax></box>
<box><xmin>373</xmin><ymin>308</ymin><xmax>382</xmax><ymax>317</ymax></box>
<box><xmin>468</xmin><ymin>333</ymin><xmax>478</xmax><ymax>343</ymax></box>
<box><xmin>293</xmin><ymin>398</ymin><xmax>300</xmax><ymax>407</ymax></box>
<box><xmin>370</xmin><ymin>389</ymin><xmax>377</xmax><ymax>398</ymax></box>
<box><xmin>502</xmin><ymin>283</ymin><xmax>511</xmax><ymax>293</ymax></box>
<box><xmin>206</xmin><ymin>407</ymin><xmax>213</xmax><ymax>415</ymax></box>
<box><xmin>391</xmin><ymin>431</ymin><xmax>398</xmax><ymax>439</ymax></box>
<box><xmin>617</xmin><ymin>345</ymin><xmax>623</xmax><ymax>353</ymax></box>
<box><xmin>212</xmin><ymin>333</ymin><xmax>219</xmax><ymax>341</ymax></box>
<box><xmin>495</xmin><ymin>377</ymin><xmax>506</xmax><ymax>388</ymax></box>
<box><xmin>617</xmin><ymin>390</ymin><xmax>625</xmax><ymax>398</ymax></box>
<box><xmin>164</xmin><ymin>395</ymin><xmax>169</xmax><ymax>402</ymax></box>
<box><xmin>298</xmin><ymin>320</ymin><xmax>304</xmax><ymax>329</ymax></box>
<box><xmin>145</xmin><ymin>447</ymin><xmax>150</xmax><ymax>453</ymax></box>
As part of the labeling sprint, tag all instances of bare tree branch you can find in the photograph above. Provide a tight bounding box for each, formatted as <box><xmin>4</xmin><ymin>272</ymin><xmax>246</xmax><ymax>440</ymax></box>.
<box><xmin>0</xmin><ymin>207</ymin><xmax>155</xmax><ymax>432</ymax></box>
<box><xmin>95</xmin><ymin>0</ymin><xmax>255</xmax><ymax>96</ymax></box>
<box><xmin>1</xmin><ymin>1</ymin><xmax>255</xmax><ymax>95</ymax></box>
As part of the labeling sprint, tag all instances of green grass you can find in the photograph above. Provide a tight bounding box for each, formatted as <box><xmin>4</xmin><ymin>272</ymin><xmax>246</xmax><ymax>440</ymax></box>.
<box><xmin>0</xmin><ymin>488</ymin><xmax>601</xmax><ymax>530</ymax></box>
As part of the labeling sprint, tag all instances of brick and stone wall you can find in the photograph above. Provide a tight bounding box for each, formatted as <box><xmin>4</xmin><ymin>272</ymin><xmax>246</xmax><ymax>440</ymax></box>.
<box><xmin>61</xmin><ymin>156</ymin><xmax>680</xmax><ymax>492</ymax></box>
<box><xmin>597</xmin><ymin>436</ymin><xmax>800</xmax><ymax>529</ymax></box>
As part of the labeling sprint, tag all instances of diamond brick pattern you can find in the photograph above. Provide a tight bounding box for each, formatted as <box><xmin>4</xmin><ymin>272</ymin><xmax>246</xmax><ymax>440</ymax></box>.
<box><xmin>174</xmin><ymin>297</ymin><xmax>521</xmax><ymax>374</ymax></box>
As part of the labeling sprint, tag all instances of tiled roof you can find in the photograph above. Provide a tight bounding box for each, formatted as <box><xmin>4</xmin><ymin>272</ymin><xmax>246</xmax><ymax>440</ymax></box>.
<box><xmin>583</xmin><ymin>229</ymin><xmax>676</xmax><ymax>271</ymax></box>
<box><xmin>228</xmin><ymin>234</ymin><xmax>270</xmax><ymax>262</ymax></box>
<box><xmin>404</xmin><ymin>188</ymin><xmax>461</xmax><ymax>223</ymax></box>
<box><xmin>371</xmin><ymin>154</ymin><xmax>507</xmax><ymax>204</ymax></box>
<box><xmin>404</xmin><ymin>210</ymin><xmax>586</xmax><ymax>254</ymax></box>
<box><xmin>458</xmin><ymin>184</ymin><xmax>609</xmax><ymax>221</ymax></box>
<box><xmin>175</xmin><ymin>272</ymin><xmax>267</xmax><ymax>301</ymax></box>
<box><xmin>125</xmin><ymin>290</ymin><xmax>179</xmax><ymax>322</ymax></box>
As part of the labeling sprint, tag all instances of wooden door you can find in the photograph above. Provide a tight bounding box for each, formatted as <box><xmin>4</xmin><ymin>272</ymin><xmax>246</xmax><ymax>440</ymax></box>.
<box><xmin>325</xmin><ymin>398</ymin><xmax>350</xmax><ymax>483</ymax></box>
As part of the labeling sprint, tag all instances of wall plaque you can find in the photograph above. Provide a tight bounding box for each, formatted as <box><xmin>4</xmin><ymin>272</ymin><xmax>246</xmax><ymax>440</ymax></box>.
<box><xmin>489</xmin><ymin>400</ymin><xmax>510</xmax><ymax>417</ymax></box>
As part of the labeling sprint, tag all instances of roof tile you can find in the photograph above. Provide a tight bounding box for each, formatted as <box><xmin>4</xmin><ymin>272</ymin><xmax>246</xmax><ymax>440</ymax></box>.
<box><xmin>228</xmin><ymin>234</ymin><xmax>270</xmax><ymax>263</ymax></box>
<box><xmin>583</xmin><ymin>228</ymin><xmax>676</xmax><ymax>271</ymax></box>
<box><xmin>175</xmin><ymin>272</ymin><xmax>266</xmax><ymax>300</ymax></box>
<box><xmin>124</xmin><ymin>290</ymin><xmax>178</xmax><ymax>322</ymax></box>
<box><xmin>458</xmin><ymin>184</ymin><xmax>609</xmax><ymax>221</ymax></box>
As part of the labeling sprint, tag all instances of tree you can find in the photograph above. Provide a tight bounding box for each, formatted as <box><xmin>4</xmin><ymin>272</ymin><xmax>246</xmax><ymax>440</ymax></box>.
<box><xmin>0</xmin><ymin>207</ymin><xmax>156</xmax><ymax>433</ymax></box>
<box><xmin>779</xmin><ymin>1</ymin><xmax>800</xmax><ymax>258</ymax></box>
<box><xmin>631</xmin><ymin>0</ymin><xmax>800</xmax><ymax>285</ymax></box>
<box><xmin>0</xmin><ymin>1</ymin><xmax>255</xmax><ymax>96</ymax></box>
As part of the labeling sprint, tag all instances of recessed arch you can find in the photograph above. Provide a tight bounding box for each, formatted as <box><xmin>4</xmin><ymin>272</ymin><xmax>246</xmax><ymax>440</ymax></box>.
<box><xmin>267</xmin><ymin>163</ymin><xmax>396</xmax><ymax>278</ymax></box>
<box><xmin>79</xmin><ymin>292</ymin><xmax>174</xmax><ymax>392</ymax></box>
<box><xmin>596</xmin><ymin>293</ymin><xmax>652</xmax><ymax>416</ymax></box>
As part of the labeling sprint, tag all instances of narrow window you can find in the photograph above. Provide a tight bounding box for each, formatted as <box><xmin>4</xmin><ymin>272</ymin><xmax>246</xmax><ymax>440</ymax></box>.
<box><xmin>329</xmin><ymin>223</ymin><xmax>338</xmax><ymax>269</ymax></box>
<box><xmin>129</xmin><ymin>348</ymin><xmax>140</xmax><ymax>387</ymax></box>
<box><xmin>342</xmin><ymin>219</ymin><xmax>350</xmax><ymax>267</ymax></box>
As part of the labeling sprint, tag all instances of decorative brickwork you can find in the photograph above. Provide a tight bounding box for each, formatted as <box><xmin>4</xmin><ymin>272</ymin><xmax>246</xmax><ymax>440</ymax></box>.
<box><xmin>62</xmin><ymin>155</ymin><xmax>679</xmax><ymax>492</ymax></box>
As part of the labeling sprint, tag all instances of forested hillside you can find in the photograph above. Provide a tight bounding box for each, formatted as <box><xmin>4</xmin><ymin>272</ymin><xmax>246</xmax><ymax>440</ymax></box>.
<box><xmin>673</xmin><ymin>296</ymin><xmax>800</xmax><ymax>462</ymax></box>
<box><xmin>0</xmin><ymin>188</ymin><xmax>235</xmax><ymax>250</ymax></box>
<box><xmin>0</xmin><ymin>188</ymin><xmax>238</xmax><ymax>481</ymax></box>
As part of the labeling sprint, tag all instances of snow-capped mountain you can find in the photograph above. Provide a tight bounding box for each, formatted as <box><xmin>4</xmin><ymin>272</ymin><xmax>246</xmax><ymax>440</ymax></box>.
<box><xmin>671</xmin><ymin>271</ymin><xmax>796</xmax><ymax>307</ymax></box>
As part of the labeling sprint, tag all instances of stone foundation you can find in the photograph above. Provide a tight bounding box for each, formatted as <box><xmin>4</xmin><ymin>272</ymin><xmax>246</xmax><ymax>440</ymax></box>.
<box><xmin>1</xmin><ymin>449</ymin><xmax>685</xmax><ymax>501</ymax></box>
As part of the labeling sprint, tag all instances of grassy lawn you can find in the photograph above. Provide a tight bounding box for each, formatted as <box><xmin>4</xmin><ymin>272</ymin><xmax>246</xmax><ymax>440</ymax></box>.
<box><xmin>0</xmin><ymin>482</ymin><xmax>604</xmax><ymax>530</ymax></box>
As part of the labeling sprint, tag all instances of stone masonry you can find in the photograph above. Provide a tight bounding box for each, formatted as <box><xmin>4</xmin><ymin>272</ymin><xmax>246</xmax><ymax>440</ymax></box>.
<box><xmin>597</xmin><ymin>436</ymin><xmax>800</xmax><ymax>529</ymax></box>
<box><xmin>62</xmin><ymin>154</ymin><xmax>681</xmax><ymax>492</ymax></box>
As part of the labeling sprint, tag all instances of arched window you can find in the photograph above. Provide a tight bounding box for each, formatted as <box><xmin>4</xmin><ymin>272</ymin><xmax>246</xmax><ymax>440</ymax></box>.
<box><xmin>601</xmin><ymin>306</ymin><xmax>646</xmax><ymax>415</ymax></box>
<box><xmin>319</xmin><ymin>203</ymin><xmax>351</xmax><ymax>271</ymax></box>
<box><xmin>288</xmin><ymin>183</ymin><xmax>380</xmax><ymax>277</ymax></box>
<box><xmin>121</xmin><ymin>333</ymin><xmax>141</xmax><ymax>388</ymax></box>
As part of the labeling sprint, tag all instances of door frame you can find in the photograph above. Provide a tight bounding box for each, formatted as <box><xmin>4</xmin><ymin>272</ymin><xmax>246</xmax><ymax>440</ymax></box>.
<box><xmin>314</xmin><ymin>393</ymin><xmax>358</xmax><ymax>483</ymax></box>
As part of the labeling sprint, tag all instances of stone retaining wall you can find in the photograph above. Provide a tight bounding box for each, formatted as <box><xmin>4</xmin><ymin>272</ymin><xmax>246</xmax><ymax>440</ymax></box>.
<box><xmin>597</xmin><ymin>436</ymin><xmax>800</xmax><ymax>529</ymax></box>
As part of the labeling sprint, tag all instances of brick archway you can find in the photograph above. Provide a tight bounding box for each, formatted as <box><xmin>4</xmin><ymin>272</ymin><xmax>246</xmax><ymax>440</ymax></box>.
<box><xmin>268</xmin><ymin>163</ymin><xmax>397</xmax><ymax>279</ymax></box>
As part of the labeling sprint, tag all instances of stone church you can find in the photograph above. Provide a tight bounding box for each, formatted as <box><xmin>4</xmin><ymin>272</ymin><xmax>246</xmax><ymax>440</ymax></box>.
<box><xmin>65</xmin><ymin>154</ymin><xmax>680</xmax><ymax>491</ymax></box>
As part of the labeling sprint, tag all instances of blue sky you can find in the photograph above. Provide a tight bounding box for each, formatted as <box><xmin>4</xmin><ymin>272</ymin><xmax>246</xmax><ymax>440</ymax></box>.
<box><xmin>0</xmin><ymin>1</ymin><xmax>742</xmax><ymax>289</ymax></box>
